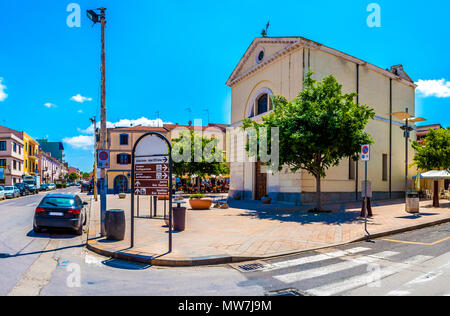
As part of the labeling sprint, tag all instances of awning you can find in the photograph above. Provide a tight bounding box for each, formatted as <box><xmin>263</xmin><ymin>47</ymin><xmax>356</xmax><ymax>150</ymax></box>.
<box><xmin>413</xmin><ymin>170</ymin><xmax>450</xmax><ymax>180</ymax></box>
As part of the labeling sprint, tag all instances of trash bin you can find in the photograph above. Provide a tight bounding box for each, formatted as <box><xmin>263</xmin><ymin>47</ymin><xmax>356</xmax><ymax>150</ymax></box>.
<box><xmin>105</xmin><ymin>209</ymin><xmax>126</xmax><ymax>241</ymax></box>
<box><xmin>173</xmin><ymin>207</ymin><xmax>186</xmax><ymax>231</ymax></box>
<box><xmin>406</xmin><ymin>192</ymin><xmax>420</xmax><ymax>214</ymax></box>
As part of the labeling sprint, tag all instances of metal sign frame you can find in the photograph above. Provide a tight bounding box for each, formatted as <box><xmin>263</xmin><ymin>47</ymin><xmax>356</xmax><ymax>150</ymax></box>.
<box><xmin>130</xmin><ymin>132</ymin><xmax>173</xmax><ymax>252</ymax></box>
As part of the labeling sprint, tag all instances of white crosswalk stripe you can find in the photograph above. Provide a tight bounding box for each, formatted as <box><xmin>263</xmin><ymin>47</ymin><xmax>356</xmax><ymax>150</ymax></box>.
<box><xmin>262</xmin><ymin>247</ymin><xmax>370</xmax><ymax>272</ymax></box>
<box><xmin>306</xmin><ymin>255</ymin><xmax>433</xmax><ymax>296</ymax></box>
<box><xmin>274</xmin><ymin>251</ymin><xmax>399</xmax><ymax>283</ymax></box>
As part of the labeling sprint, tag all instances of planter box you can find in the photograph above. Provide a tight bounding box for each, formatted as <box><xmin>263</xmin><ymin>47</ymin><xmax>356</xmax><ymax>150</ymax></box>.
<box><xmin>189</xmin><ymin>198</ymin><xmax>213</xmax><ymax>210</ymax></box>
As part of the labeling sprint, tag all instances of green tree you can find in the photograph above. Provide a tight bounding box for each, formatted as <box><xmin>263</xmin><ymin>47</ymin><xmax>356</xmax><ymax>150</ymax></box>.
<box><xmin>68</xmin><ymin>172</ymin><xmax>80</xmax><ymax>182</ymax></box>
<box><xmin>412</xmin><ymin>127</ymin><xmax>450</xmax><ymax>170</ymax></box>
<box><xmin>172</xmin><ymin>130</ymin><xmax>229</xmax><ymax>192</ymax></box>
<box><xmin>243</xmin><ymin>72</ymin><xmax>375</xmax><ymax>211</ymax></box>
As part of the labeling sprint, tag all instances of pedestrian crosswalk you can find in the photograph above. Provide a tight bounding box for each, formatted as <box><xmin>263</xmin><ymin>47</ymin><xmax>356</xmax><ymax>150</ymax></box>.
<box><xmin>251</xmin><ymin>246</ymin><xmax>436</xmax><ymax>296</ymax></box>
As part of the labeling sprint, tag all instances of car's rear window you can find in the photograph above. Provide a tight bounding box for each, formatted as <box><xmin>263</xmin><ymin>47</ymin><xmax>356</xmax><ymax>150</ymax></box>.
<box><xmin>41</xmin><ymin>197</ymin><xmax>75</xmax><ymax>208</ymax></box>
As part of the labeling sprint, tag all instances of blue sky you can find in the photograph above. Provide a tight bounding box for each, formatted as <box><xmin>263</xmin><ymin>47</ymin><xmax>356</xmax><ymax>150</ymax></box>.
<box><xmin>0</xmin><ymin>0</ymin><xmax>449</xmax><ymax>172</ymax></box>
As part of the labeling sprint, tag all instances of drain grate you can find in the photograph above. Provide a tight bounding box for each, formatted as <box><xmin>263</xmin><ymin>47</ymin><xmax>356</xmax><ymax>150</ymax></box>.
<box><xmin>231</xmin><ymin>261</ymin><xmax>268</xmax><ymax>273</ymax></box>
<box><xmin>265</xmin><ymin>289</ymin><xmax>308</xmax><ymax>296</ymax></box>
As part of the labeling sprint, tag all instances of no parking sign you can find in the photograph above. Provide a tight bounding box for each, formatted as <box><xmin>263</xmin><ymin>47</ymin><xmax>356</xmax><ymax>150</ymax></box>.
<box><xmin>97</xmin><ymin>149</ymin><xmax>110</xmax><ymax>169</ymax></box>
<box><xmin>361</xmin><ymin>144</ymin><xmax>370</xmax><ymax>161</ymax></box>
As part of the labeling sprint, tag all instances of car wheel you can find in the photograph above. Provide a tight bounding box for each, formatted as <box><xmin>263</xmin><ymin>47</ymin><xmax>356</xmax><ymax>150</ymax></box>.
<box><xmin>75</xmin><ymin>223</ymin><xmax>83</xmax><ymax>236</ymax></box>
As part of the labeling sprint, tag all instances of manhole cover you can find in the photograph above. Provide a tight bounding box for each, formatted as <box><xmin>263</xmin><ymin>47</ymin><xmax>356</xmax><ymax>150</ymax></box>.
<box><xmin>231</xmin><ymin>261</ymin><xmax>268</xmax><ymax>273</ymax></box>
<box><xmin>265</xmin><ymin>289</ymin><xmax>308</xmax><ymax>296</ymax></box>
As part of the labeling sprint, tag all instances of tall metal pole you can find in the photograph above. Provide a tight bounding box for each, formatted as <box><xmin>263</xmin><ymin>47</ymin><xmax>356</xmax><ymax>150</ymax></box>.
<box><xmin>99</xmin><ymin>8</ymin><xmax>107</xmax><ymax>236</ymax></box>
<box><xmin>405</xmin><ymin>108</ymin><xmax>409</xmax><ymax>199</ymax></box>
<box><xmin>90</xmin><ymin>117</ymin><xmax>98</xmax><ymax>202</ymax></box>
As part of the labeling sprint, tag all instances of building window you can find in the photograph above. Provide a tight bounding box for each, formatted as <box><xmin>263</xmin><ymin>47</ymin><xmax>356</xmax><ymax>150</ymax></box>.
<box><xmin>120</xmin><ymin>134</ymin><xmax>129</xmax><ymax>146</ymax></box>
<box><xmin>349</xmin><ymin>158</ymin><xmax>356</xmax><ymax>180</ymax></box>
<box><xmin>0</xmin><ymin>159</ymin><xmax>6</xmax><ymax>167</ymax></box>
<box><xmin>382</xmin><ymin>154</ymin><xmax>388</xmax><ymax>182</ymax></box>
<box><xmin>249</xmin><ymin>91</ymin><xmax>273</xmax><ymax>118</ymax></box>
<box><xmin>13</xmin><ymin>160</ymin><xmax>17</xmax><ymax>170</ymax></box>
<box><xmin>0</xmin><ymin>141</ymin><xmax>6</xmax><ymax>151</ymax></box>
<box><xmin>117</xmin><ymin>153</ymin><xmax>131</xmax><ymax>165</ymax></box>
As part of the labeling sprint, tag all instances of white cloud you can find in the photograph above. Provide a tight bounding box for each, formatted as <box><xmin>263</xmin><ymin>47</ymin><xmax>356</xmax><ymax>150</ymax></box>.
<box><xmin>78</xmin><ymin>117</ymin><xmax>168</xmax><ymax>134</ymax></box>
<box><xmin>415</xmin><ymin>79</ymin><xmax>450</xmax><ymax>98</ymax></box>
<box><xmin>77</xmin><ymin>109</ymin><xmax>83</xmax><ymax>114</ymax></box>
<box><xmin>44</xmin><ymin>102</ymin><xmax>57</xmax><ymax>108</ymax></box>
<box><xmin>0</xmin><ymin>78</ymin><xmax>8</xmax><ymax>102</ymax></box>
<box><xmin>70</xmin><ymin>94</ymin><xmax>92</xmax><ymax>103</ymax></box>
<box><xmin>63</xmin><ymin>135</ymin><xmax>94</xmax><ymax>150</ymax></box>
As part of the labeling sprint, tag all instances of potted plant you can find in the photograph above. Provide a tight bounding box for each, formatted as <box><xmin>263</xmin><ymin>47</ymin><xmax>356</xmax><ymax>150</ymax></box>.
<box><xmin>118</xmin><ymin>192</ymin><xmax>126</xmax><ymax>199</ymax></box>
<box><xmin>261</xmin><ymin>195</ymin><xmax>272</xmax><ymax>204</ymax></box>
<box><xmin>189</xmin><ymin>194</ymin><xmax>213</xmax><ymax>210</ymax></box>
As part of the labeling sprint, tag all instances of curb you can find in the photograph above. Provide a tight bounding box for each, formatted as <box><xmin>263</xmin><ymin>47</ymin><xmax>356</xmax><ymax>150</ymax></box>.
<box><xmin>86</xmin><ymin>214</ymin><xmax>450</xmax><ymax>267</ymax></box>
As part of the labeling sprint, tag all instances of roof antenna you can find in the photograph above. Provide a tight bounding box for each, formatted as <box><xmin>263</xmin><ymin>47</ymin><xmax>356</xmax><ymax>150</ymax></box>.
<box><xmin>261</xmin><ymin>20</ymin><xmax>270</xmax><ymax>37</ymax></box>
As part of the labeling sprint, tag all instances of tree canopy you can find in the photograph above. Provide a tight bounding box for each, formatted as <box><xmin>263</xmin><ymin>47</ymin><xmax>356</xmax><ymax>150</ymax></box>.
<box><xmin>243</xmin><ymin>72</ymin><xmax>375</xmax><ymax>210</ymax></box>
<box><xmin>171</xmin><ymin>130</ymin><xmax>229</xmax><ymax>181</ymax></box>
<box><xmin>412</xmin><ymin>127</ymin><xmax>450</xmax><ymax>171</ymax></box>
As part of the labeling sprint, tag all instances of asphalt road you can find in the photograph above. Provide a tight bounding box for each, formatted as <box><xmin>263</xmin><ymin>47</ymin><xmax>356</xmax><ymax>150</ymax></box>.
<box><xmin>0</xmin><ymin>189</ymin><xmax>449</xmax><ymax>296</ymax></box>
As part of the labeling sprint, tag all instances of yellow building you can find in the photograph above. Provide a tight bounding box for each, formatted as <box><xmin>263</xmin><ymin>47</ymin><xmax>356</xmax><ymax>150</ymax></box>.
<box><xmin>23</xmin><ymin>132</ymin><xmax>40</xmax><ymax>176</ymax></box>
<box><xmin>226</xmin><ymin>36</ymin><xmax>417</xmax><ymax>204</ymax></box>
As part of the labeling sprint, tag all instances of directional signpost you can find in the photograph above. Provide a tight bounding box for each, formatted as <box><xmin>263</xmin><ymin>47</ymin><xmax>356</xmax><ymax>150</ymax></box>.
<box><xmin>131</xmin><ymin>132</ymin><xmax>173</xmax><ymax>251</ymax></box>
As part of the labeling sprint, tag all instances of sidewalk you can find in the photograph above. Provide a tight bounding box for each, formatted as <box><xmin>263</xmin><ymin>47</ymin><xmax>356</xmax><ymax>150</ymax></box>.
<box><xmin>86</xmin><ymin>194</ymin><xmax>450</xmax><ymax>266</ymax></box>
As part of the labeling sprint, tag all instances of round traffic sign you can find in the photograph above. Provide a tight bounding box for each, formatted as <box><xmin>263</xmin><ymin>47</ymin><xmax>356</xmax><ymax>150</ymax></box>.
<box><xmin>99</xmin><ymin>151</ymin><xmax>109</xmax><ymax>161</ymax></box>
<box><xmin>362</xmin><ymin>146</ymin><xmax>369</xmax><ymax>155</ymax></box>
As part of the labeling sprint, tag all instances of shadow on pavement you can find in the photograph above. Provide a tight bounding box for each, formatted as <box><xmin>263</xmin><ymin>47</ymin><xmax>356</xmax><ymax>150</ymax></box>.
<box><xmin>26</xmin><ymin>229</ymin><xmax>79</xmax><ymax>239</ymax></box>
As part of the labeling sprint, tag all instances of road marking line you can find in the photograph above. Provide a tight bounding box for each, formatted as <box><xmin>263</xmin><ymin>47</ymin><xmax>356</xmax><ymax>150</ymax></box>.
<box><xmin>306</xmin><ymin>255</ymin><xmax>433</xmax><ymax>296</ymax></box>
<box><xmin>274</xmin><ymin>251</ymin><xmax>398</xmax><ymax>283</ymax></box>
<box><xmin>262</xmin><ymin>247</ymin><xmax>370</xmax><ymax>272</ymax></box>
<box><xmin>382</xmin><ymin>237</ymin><xmax>450</xmax><ymax>246</ymax></box>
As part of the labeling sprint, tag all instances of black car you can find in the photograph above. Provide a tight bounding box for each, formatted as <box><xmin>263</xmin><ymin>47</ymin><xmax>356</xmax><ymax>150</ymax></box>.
<box><xmin>40</xmin><ymin>184</ymin><xmax>49</xmax><ymax>191</ymax></box>
<box><xmin>81</xmin><ymin>182</ymin><xmax>92</xmax><ymax>193</ymax></box>
<box><xmin>33</xmin><ymin>194</ymin><xmax>88</xmax><ymax>235</ymax></box>
<box><xmin>14</xmin><ymin>183</ymin><xmax>30</xmax><ymax>196</ymax></box>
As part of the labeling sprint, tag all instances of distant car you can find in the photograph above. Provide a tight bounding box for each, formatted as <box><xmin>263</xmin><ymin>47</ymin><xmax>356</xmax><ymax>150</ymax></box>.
<box><xmin>81</xmin><ymin>182</ymin><xmax>92</xmax><ymax>193</ymax></box>
<box><xmin>33</xmin><ymin>194</ymin><xmax>88</xmax><ymax>235</ymax></box>
<box><xmin>40</xmin><ymin>184</ymin><xmax>49</xmax><ymax>191</ymax></box>
<box><xmin>14</xmin><ymin>183</ymin><xmax>30</xmax><ymax>196</ymax></box>
<box><xmin>0</xmin><ymin>187</ymin><xmax>5</xmax><ymax>200</ymax></box>
<box><xmin>48</xmin><ymin>184</ymin><xmax>56</xmax><ymax>190</ymax></box>
<box><xmin>4</xmin><ymin>186</ymin><xmax>19</xmax><ymax>199</ymax></box>
<box><xmin>25</xmin><ymin>183</ymin><xmax>38</xmax><ymax>195</ymax></box>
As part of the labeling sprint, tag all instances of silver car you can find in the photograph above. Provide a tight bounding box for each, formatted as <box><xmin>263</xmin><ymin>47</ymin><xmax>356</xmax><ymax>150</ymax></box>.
<box><xmin>0</xmin><ymin>187</ymin><xmax>5</xmax><ymax>200</ymax></box>
<box><xmin>4</xmin><ymin>186</ymin><xmax>19</xmax><ymax>199</ymax></box>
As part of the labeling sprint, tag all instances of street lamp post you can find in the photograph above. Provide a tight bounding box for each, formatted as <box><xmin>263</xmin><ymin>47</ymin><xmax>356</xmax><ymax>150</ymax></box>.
<box><xmin>87</xmin><ymin>8</ymin><xmax>107</xmax><ymax>236</ymax></box>
<box><xmin>390</xmin><ymin>108</ymin><xmax>426</xmax><ymax>206</ymax></box>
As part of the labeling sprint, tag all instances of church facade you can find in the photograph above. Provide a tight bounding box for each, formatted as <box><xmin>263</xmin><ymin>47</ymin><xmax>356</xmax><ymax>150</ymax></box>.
<box><xmin>226</xmin><ymin>36</ymin><xmax>417</xmax><ymax>205</ymax></box>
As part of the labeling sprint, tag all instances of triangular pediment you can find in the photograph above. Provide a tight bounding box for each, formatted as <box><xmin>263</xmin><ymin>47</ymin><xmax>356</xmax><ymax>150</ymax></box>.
<box><xmin>226</xmin><ymin>37</ymin><xmax>304</xmax><ymax>86</ymax></box>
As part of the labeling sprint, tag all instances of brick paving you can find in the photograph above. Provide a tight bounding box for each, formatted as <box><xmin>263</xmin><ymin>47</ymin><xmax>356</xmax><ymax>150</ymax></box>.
<box><xmin>86</xmin><ymin>194</ymin><xmax>450</xmax><ymax>265</ymax></box>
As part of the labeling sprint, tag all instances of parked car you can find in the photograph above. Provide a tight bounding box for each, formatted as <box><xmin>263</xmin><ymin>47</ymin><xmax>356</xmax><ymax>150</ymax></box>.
<box><xmin>25</xmin><ymin>183</ymin><xmax>38</xmax><ymax>195</ymax></box>
<box><xmin>81</xmin><ymin>182</ymin><xmax>92</xmax><ymax>193</ymax></box>
<box><xmin>4</xmin><ymin>186</ymin><xmax>20</xmax><ymax>199</ymax></box>
<box><xmin>48</xmin><ymin>184</ymin><xmax>56</xmax><ymax>190</ymax></box>
<box><xmin>14</xmin><ymin>183</ymin><xmax>30</xmax><ymax>196</ymax></box>
<box><xmin>40</xmin><ymin>184</ymin><xmax>49</xmax><ymax>191</ymax></box>
<box><xmin>33</xmin><ymin>194</ymin><xmax>88</xmax><ymax>235</ymax></box>
<box><xmin>0</xmin><ymin>187</ymin><xmax>5</xmax><ymax>200</ymax></box>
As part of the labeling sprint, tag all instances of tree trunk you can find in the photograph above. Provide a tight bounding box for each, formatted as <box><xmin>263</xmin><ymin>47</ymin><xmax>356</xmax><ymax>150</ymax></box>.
<box><xmin>315</xmin><ymin>174</ymin><xmax>322</xmax><ymax>211</ymax></box>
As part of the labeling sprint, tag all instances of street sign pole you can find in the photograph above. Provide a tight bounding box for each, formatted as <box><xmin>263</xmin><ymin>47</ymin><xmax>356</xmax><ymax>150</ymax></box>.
<box><xmin>361</xmin><ymin>145</ymin><xmax>371</xmax><ymax>241</ymax></box>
